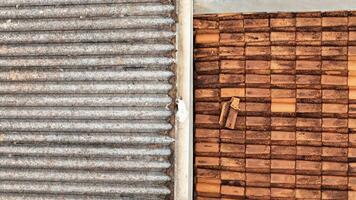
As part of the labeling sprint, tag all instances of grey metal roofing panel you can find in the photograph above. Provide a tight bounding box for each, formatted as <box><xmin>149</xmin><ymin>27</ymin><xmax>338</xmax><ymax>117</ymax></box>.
<box><xmin>0</xmin><ymin>1</ymin><xmax>175</xmax><ymax>199</ymax></box>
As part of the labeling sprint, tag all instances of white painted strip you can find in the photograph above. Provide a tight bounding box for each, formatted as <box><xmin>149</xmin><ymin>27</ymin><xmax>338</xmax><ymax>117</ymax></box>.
<box><xmin>175</xmin><ymin>0</ymin><xmax>194</xmax><ymax>199</ymax></box>
<box><xmin>194</xmin><ymin>0</ymin><xmax>356</xmax><ymax>14</ymax></box>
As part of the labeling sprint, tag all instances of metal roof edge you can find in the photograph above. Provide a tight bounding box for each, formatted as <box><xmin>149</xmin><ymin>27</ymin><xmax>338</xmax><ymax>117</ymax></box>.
<box><xmin>194</xmin><ymin>0</ymin><xmax>356</xmax><ymax>14</ymax></box>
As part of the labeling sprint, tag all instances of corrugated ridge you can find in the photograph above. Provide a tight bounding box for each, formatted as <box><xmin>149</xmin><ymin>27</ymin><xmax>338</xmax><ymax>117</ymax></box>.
<box><xmin>0</xmin><ymin>4</ymin><xmax>174</xmax><ymax>19</ymax></box>
<box><xmin>0</xmin><ymin>169</ymin><xmax>170</xmax><ymax>182</ymax></box>
<box><xmin>0</xmin><ymin>94</ymin><xmax>172</xmax><ymax>107</ymax></box>
<box><xmin>0</xmin><ymin>194</ymin><xmax>159</xmax><ymax>200</ymax></box>
<box><xmin>0</xmin><ymin>43</ymin><xmax>174</xmax><ymax>56</ymax></box>
<box><xmin>0</xmin><ymin>30</ymin><xmax>175</xmax><ymax>44</ymax></box>
<box><xmin>0</xmin><ymin>119</ymin><xmax>172</xmax><ymax>132</ymax></box>
<box><xmin>0</xmin><ymin>181</ymin><xmax>171</xmax><ymax>195</ymax></box>
<box><xmin>0</xmin><ymin>157</ymin><xmax>171</xmax><ymax>170</ymax></box>
<box><xmin>0</xmin><ymin>0</ymin><xmax>162</xmax><ymax>6</ymax></box>
<box><xmin>0</xmin><ymin>107</ymin><xmax>171</xmax><ymax>119</ymax></box>
<box><xmin>0</xmin><ymin>56</ymin><xmax>174</xmax><ymax>68</ymax></box>
<box><xmin>0</xmin><ymin>82</ymin><xmax>172</xmax><ymax>94</ymax></box>
<box><xmin>0</xmin><ymin>133</ymin><xmax>174</xmax><ymax>144</ymax></box>
<box><xmin>0</xmin><ymin>146</ymin><xmax>171</xmax><ymax>157</ymax></box>
<box><xmin>0</xmin><ymin>70</ymin><xmax>174</xmax><ymax>81</ymax></box>
<box><xmin>0</xmin><ymin>17</ymin><xmax>174</xmax><ymax>32</ymax></box>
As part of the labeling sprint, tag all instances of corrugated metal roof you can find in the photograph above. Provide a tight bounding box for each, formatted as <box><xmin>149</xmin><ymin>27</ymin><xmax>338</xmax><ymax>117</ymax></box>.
<box><xmin>0</xmin><ymin>0</ymin><xmax>175</xmax><ymax>199</ymax></box>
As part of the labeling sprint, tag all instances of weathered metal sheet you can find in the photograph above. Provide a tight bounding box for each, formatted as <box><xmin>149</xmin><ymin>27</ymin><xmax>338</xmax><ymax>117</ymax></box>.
<box><xmin>0</xmin><ymin>0</ymin><xmax>175</xmax><ymax>199</ymax></box>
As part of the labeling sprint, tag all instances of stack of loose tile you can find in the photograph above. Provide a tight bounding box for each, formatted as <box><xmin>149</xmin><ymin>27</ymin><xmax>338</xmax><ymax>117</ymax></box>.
<box><xmin>194</xmin><ymin>11</ymin><xmax>356</xmax><ymax>199</ymax></box>
<box><xmin>321</xmin><ymin>11</ymin><xmax>349</xmax><ymax>199</ymax></box>
<box><xmin>295</xmin><ymin>12</ymin><xmax>323</xmax><ymax>200</ymax></box>
<box><xmin>350</xmin><ymin>11</ymin><xmax>356</xmax><ymax>200</ymax></box>
<box><xmin>218</xmin><ymin>14</ymin><xmax>246</xmax><ymax>199</ymax></box>
<box><xmin>270</xmin><ymin>13</ymin><xmax>297</xmax><ymax>200</ymax></box>
<box><xmin>194</xmin><ymin>14</ymin><xmax>221</xmax><ymax>199</ymax></box>
<box><xmin>243</xmin><ymin>13</ymin><xmax>272</xmax><ymax>200</ymax></box>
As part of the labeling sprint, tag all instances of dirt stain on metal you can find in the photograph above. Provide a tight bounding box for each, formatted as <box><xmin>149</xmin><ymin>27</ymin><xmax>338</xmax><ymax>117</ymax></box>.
<box><xmin>9</xmin><ymin>70</ymin><xmax>19</xmax><ymax>81</ymax></box>
<box><xmin>0</xmin><ymin>132</ymin><xmax>5</xmax><ymax>142</ymax></box>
